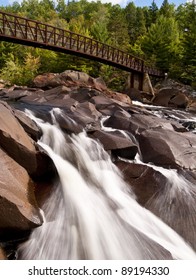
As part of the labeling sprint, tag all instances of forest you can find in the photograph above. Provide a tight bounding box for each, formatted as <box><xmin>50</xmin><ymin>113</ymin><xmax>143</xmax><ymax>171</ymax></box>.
<box><xmin>0</xmin><ymin>0</ymin><xmax>195</xmax><ymax>90</ymax></box>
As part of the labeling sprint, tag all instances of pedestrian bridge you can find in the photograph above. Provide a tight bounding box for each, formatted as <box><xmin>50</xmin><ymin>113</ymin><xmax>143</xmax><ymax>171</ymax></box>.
<box><xmin>0</xmin><ymin>10</ymin><xmax>164</xmax><ymax>89</ymax></box>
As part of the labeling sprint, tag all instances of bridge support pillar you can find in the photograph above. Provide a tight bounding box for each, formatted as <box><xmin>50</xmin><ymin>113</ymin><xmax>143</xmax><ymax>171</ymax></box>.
<box><xmin>128</xmin><ymin>72</ymin><xmax>144</xmax><ymax>91</ymax></box>
<box><xmin>127</xmin><ymin>72</ymin><xmax>154</xmax><ymax>96</ymax></box>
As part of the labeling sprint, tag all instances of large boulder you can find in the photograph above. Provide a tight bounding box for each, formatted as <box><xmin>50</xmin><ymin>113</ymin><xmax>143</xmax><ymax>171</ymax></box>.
<box><xmin>33</xmin><ymin>73</ymin><xmax>60</xmax><ymax>88</ymax></box>
<box><xmin>0</xmin><ymin>102</ymin><xmax>37</xmax><ymax>174</ymax></box>
<box><xmin>116</xmin><ymin>160</ymin><xmax>196</xmax><ymax>251</ymax></box>
<box><xmin>137</xmin><ymin>127</ymin><xmax>196</xmax><ymax>170</ymax></box>
<box><xmin>14</xmin><ymin>109</ymin><xmax>42</xmax><ymax>141</ymax></box>
<box><xmin>0</xmin><ymin>147</ymin><xmax>43</xmax><ymax>239</ymax></box>
<box><xmin>91</xmin><ymin>130</ymin><xmax>138</xmax><ymax>159</ymax></box>
<box><xmin>169</xmin><ymin>93</ymin><xmax>189</xmax><ymax>108</ymax></box>
<box><xmin>33</xmin><ymin>71</ymin><xmax>101</xmax><ymax>90</ymax></box>
<box><xmin>0</xmin><ymin>102</ymin><xmax>53</xmax><ymax>178</ymax></box>
<box><xmin>115</xmin><ymin>161</ymin><xmax>167</xmax><ymax>206</ymax></box>
<box><xmin>153</xmin><ymin>87</ymin><xmax>189</xmax><ymax>108</ymax></box>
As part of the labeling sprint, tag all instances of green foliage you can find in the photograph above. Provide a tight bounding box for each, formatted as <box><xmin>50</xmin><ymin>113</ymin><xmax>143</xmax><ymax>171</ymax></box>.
<box><xmin>149</xmin><ymin>0</ymin><xmax>158</xmax><ymax>24</ymax></box>
<box><xmin>141</xmin><ymin>16</ymin><xmax>180</xmax><ymax>71</ymax></box>
<box><xmin>0</xmin><ymin>0</ymin><xmax>195</xmax><ymax>88</ymax></box>
<box><xmin>108</xmin><ymin>5</ymin><xmax>130</xmax><ymax>50</ymax></box>
<box><xmin>159</xmin><ymin>0</ymin><xmax>175</xmax><ymax>18</ymax></box>
<box><xmin>0</xmin><ymin>53</ymin><xmax>40</xmax><ymax>85</ymax></box>
<box><xmin>180</xmin><ymin>3</ymin><xmax>196</xmax><ymax>86</ymax></box>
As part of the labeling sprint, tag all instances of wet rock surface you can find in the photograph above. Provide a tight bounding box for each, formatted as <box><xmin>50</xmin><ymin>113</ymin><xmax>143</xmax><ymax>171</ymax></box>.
<box><xmin>0</xmin><ymin>70</ymin><xmax>196</xmax><ymax>258</ymax></box>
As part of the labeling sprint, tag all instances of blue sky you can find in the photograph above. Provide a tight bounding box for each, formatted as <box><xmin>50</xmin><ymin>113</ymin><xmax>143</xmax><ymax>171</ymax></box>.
<box><xmin>0</xmin><ymin>0</ymin><xmax>188</xmax><ymax>8</ymax></box>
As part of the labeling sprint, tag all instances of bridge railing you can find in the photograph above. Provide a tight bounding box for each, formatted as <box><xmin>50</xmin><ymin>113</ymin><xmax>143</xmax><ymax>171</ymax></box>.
<box><xmin>0</xmin><ymin>11</ymin><xmax>164</xmax><ymax>77</ymax></box>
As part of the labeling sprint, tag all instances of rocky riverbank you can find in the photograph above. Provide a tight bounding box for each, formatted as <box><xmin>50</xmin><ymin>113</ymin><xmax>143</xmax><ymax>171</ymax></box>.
<box><xmin>0</xmin><ymin>70</ymin><xmax>196</xmax><ymax>259</ymax></box>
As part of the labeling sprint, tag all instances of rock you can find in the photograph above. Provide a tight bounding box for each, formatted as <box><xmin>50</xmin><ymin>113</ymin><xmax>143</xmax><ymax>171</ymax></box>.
<box><xmin>69</xmin><ymin>88</ymin><xmax>98</xmax><ymax>103</ymax></box>
<box><xmin>125</xmin><ymin>88</ymin><xmax>142</xmax><ymax>101</ymax></box>
<box><xmin>51</xmin><ymin>109</ymin><xmax>83</xmax><ymax>134</ymax></box>
<box><xmin>182</xmin><ymin>121</ymin><xmax>196</xmax><ymax>131</ymax></box>
<box><xmin>93</xmin><ymin>77</ymin><xmax>107</xmax><ymax>92</ymax></box>
<box><xmin>169</xmin><ymin>93</ymin><xmax>189</xmax><ymax>108</ymax></box>
<box><xmin>0</xmin><ymin>247</ymin><xmax>7</xmax><ymax>259</ymax></box>
<box><xmin>0</xmin><ymin>102</ymin><xmax>53</xmax><ymax>178</ymax></box>
<box><xmin>33</xmin><ymin>71</ymin><xmax>100</xmax><ymax>91</ymax></box>
<box><xmin>104</xmin><ymin>111</ymin><xmax>174</xmax><ymax>136</ymax></box>
<box><xmin>0</xmin><ymin>147</ymin><xmax>43</xmax><ymax>239</ymax></box>
<box><xmin>153</xmin><ymin>88</ymin><xmax>181</xmax><ymax>107</ymax></box>
<box><xmin>33</xmin><ymin>73</ymin><xmax>59</xmax><ymax>88</ymax></box>
<box><xmin>0</xmin><ymin>102</ymin><xmax>37</xmax><ymax>174</ymax></box>
<box><xmin>116</xmin><ymin>160</ymin><xmax>196</xmax><ymax>251</ymax></box>
<box><xmin>70</xmin><ymin>101</ymin><xmax>102</xmax><ymax>129</ymax></box>
<box><xmin>14</xmin><ymin>109</ymin><xmax>42</xmax><ymax>141</ymax></box>
<box><xmin>105</xmin><ymin>90</ymin><xmax>131</xmax><ymax>104</ymax></box>
<box><xmin>171</xmin><ymin>122</ymin><xmax>188</xmax><ymax>133</ymax></box>
<box><xmin>91</xmin><ymin>130</ymin><xmax>138</xmax><ymax>159</ymax></box>
<box><xmin>61</xmin><ymin>70</ymin><xmax>91</xmax><ymax>84</ymax></box>
<box><xmin>0</xmin><ymin>89</ymin><xmax>28</xmax><ymax>101</ymax></box>
<box><xmin>187</xmin><ymin>101</ymin><xmax>196</xmax><ymax>113</ymax></box>
<box><xmin>103</xmin><ymin>114</ymin><xmax>131</xmax><ymax>132</ymax></box>
<box><xmin>137</xmin><ymin>127</ymin><xmax>196</xmax><ymax>170</ymax></box>
<box><xmin>115</xmin><ymin>161</ymin><xmax>167</xmax><ymax>206</ymax></box>
<box><xmin>43</xmin><ymin>85</ymin><xmax>71</xmax><ymax>100</ymax></box>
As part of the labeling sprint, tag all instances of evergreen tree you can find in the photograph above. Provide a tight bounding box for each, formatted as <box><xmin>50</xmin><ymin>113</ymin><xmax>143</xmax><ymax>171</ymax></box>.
<box><xmin>108</xmin><ymin>5</ymin><xmax>130</xmax><ymax>50</ymax></box>
<box><xmin>149</xmin><ymin>0</ymin><xmax>158</xmax><ymax>24</ymax></box>
<box><xmin>159</xmin><ymin>0</ymin><xmax>175</xmax><ymax>17</ymax></box>
<box><xmin>124</xmin><ymin>2</ymin><xmax>137</xmax><ymax>44</ymax></box>
<box><xmin>181</xmin><ymin>2</ymin><xmax>196</xmax><ymax>86</ymax></box>
<box><xmin>135</xmin><ymin>8</ymin><xmax>146</xmax><ymax>38</ymax></box>
<box><xmin>141</xmin><ymin>15</ymin><xmax>180</xmax><ymax>71</ymax></box>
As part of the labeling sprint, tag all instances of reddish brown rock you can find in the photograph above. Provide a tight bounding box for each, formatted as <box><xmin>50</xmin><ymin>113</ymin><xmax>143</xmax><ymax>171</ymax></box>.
<box><xmin>116</xmin><ymin>161</ymin><xmax>166</xmax><ymax>206</ymax></box>
<box><xmin>0</xmin><ymin>102</ymin><xmax>53</xmax><ymax>178</ymax></box>
<box><xmin>14</xmin><ymin>109</ymin><xmax>42</xmax><ymax>141</ymax></box>
<box><xmin>153</xmin><ymin>88</ymin><xmax>180</xmax><ymax>107</ymax></box>
<box><xmin>33</xmin><ymin>73</ymin><xmax>59</xmax><ymax>88</ymax></box>
<box><xmin>91</xmin><ymin>130</ymin><xmax>138</xmax><ymax>159</ymax></box>
<box><xmin>169</xmin><ymin>93</ymin><xmax>189</xmax><ymax>108</ymax></box>
<box><xmin>187</xmin><ymin>101</ymin><xmax>196</xmax><ymax>113</ymax></box>
<box><xmin>137</xmin><ymin>128</ymin><xmax>196</xmax><ymax>170</ymax></box>
<box><xmin>93</xmin><ymin>77</ymin><xmax>107</xmax><ymax>92</ymax></box>
<box><xmin>0</xmin><ymin>147</ymin><xmax>43</xmax><ymax>239</ymax></box>
<box><xmin>0</xmin><ymin>102</ymin><xmax>37</xmax><ymax>174</ymax></box>
<box><xmin>0</xmin><ymin>247</ymin><xmax>7</xmax><ymax>259</ymax></box>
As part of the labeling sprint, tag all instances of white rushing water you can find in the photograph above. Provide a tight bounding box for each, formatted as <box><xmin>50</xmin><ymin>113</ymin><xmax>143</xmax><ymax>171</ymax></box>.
<box><xmin>18</xmin><ymin>109</ymin><xmax>196</xmax><ymax>260</ymax></box>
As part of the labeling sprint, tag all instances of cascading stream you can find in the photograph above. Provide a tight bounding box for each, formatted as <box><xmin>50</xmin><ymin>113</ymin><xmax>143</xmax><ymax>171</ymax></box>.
<box><xmin>18</xmin><ymin>109</ymin><xmax>196</xmax><ymax>260</ymax></box>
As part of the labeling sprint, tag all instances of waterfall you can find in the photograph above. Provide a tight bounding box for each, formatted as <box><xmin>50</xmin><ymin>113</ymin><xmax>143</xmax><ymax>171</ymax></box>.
<box><xmin>18</xmin><ymin>109</ymin><xmax>196</xmax><ymax>260</ymax></box>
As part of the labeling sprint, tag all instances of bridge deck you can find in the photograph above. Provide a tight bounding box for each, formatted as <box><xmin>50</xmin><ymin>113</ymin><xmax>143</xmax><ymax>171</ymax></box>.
<box><xmin>0</xmin><ymin>10</ymin><xmax>163</xmax><ymax>77</ymax></box>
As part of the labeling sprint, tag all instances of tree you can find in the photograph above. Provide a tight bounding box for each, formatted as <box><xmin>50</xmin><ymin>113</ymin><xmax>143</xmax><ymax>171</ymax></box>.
<box><xmin>124</xmin><ymin>2</ymin><xmax>137</xmax><ymax>44</ymax></box>
<box><xmin>141</xmin><ymin>15</ymin><xmax>180</xmax><ymax>71</ymax></box>
<box><xmin>180</xmin><ymin>2</ymin><xmax>196</xmax><ymax>86</ymax></box>
<box><xmin>89</xmin><ymin>5</ymin><xmax>110</xmax><ymax>43</ymax></box>
<box><xmin>149</xmin><ymin>0</ymin><xmax>158</xmax><ymax>24</ymax></box>
<box><xmin>159</xmin><ymin>0</ymin><xmax>175</xmax><ymax>18</ymax></box>
<box><xmin>0</xmin><ymin>53</ymin><xmax>40</xmax><ymax>85</ymax></box>
<box><xmin>135</xmin><ymin>8</ymin><xmax>146</xmax><ymax>38</ymax></box>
